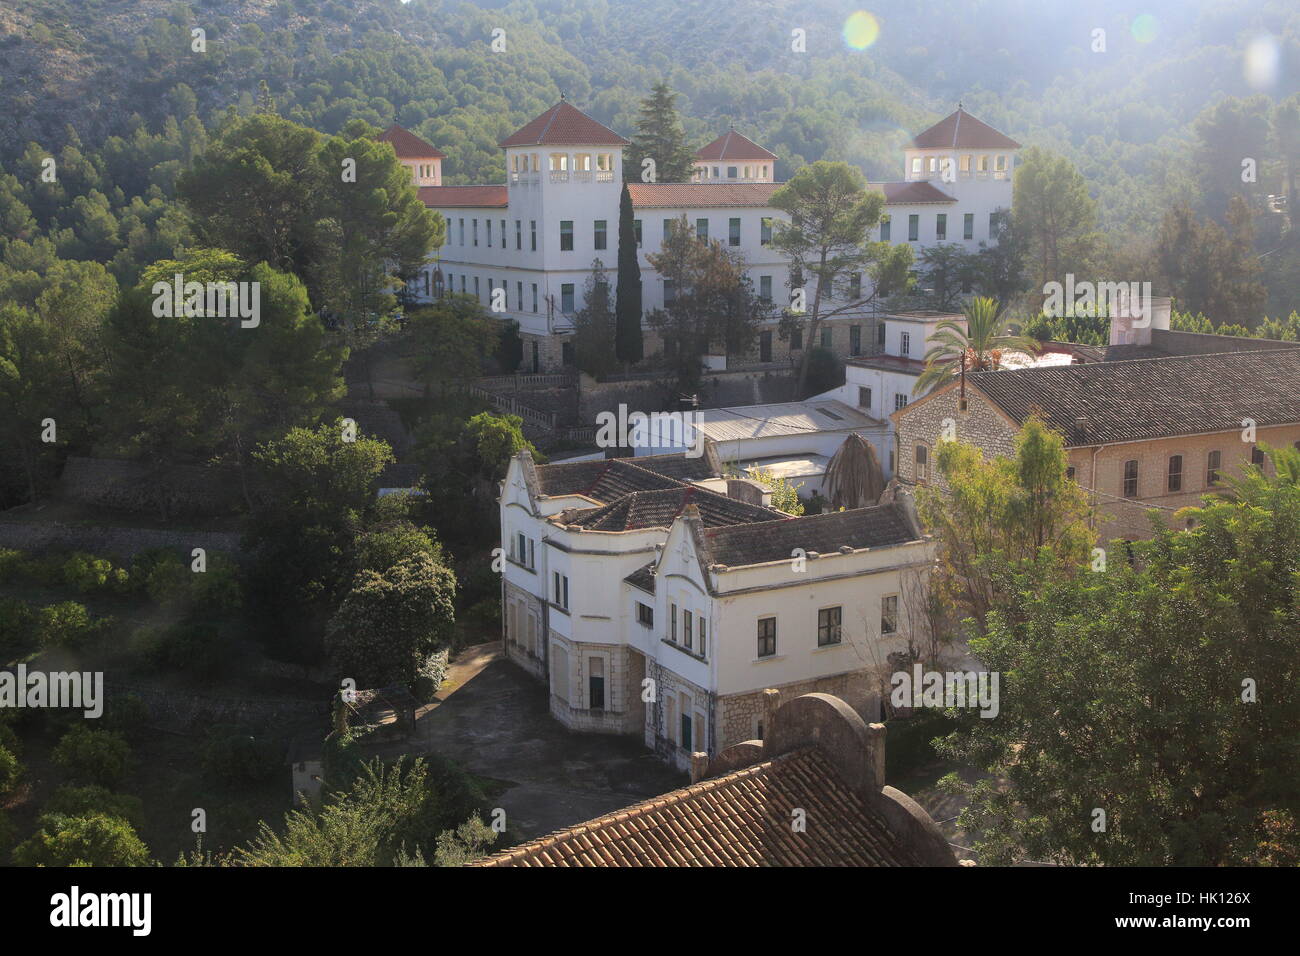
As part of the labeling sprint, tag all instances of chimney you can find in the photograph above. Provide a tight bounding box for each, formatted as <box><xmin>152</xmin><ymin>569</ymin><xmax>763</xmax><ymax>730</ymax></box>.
<box><xmin>1074</xmin><ymin>415</ymin><xmax>1089</xmax><ymax>443</ymax></box>
<box><xmin>761</xmin><ymin>688</ymin><xmax>781</xmax><ymax>751</ymax></box>
<box><xmin>689</xmin><ymin>751</ymin><xmax>710</xmax><ymax>783</ymax></box>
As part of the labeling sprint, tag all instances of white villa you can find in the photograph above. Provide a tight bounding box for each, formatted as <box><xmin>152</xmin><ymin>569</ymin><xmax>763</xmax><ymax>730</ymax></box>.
<box><xmin>386</xmin><ymin>100</ymin><xmax>1021</xmax><ymax>372</ymax></box>
<box><xmin>499</xmin><ymin>447</ymin><xmax>933</xmax><ymax>770</ymax></box>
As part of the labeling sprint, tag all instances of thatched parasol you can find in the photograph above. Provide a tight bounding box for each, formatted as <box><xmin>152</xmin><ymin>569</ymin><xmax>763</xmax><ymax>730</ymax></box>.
<box><xmin>824</xmin><ymin>433</ymin><xmax>886</xmax><ymax>510</ymax></box>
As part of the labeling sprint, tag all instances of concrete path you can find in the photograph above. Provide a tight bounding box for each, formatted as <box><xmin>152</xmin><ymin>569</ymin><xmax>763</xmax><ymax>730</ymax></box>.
<box><xmin>416</xmin><ymin>642</ymin><xmax>686</xmax><ymax>839</ymax></box>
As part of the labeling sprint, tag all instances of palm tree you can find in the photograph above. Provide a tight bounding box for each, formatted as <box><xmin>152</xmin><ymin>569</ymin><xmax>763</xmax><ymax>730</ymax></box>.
<box><xmin>912</xmin><ymin>296</ymin><xmax>1040</xmax><ymax>395</ymax></box>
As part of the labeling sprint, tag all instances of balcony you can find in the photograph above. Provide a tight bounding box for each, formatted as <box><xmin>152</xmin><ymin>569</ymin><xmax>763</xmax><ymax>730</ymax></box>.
<box><xmin>596</xmin><ymin>170</ymin><xmax>614</xmax><ymax>183</ymax></box>
<box><xmin>574</xmin><ymin>170</ymin><xmax>592</xmax><ymax>183</ymax></box>
<box><xmin>549</xmin><ymin>171</ymin><xmax>569</xmax><ymax>183</ymax></box>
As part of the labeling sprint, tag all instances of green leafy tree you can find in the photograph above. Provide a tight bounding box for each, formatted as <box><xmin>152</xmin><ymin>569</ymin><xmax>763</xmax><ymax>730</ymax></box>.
<box><xmin>1153</xmin><ymin>199</ymin><xmax>1267</xmax><ymax>329</ymax></box>
<box><xmin>434</xmin><ymin>816</ymin><xmax>498</xmax><ymax>866</ymax></box>
<box><xmin>917</xmin><ymin>414</ymin><xmax>1094</xmax><ymax>627</ymax></box>
<box><xmin>939</xmin><ymin>445</ymin><xmax>1300</xmax><ymax>865</ymax></box>
<box><xmin>403</xmin><ymin>293</ymin><xmax>500</xmax><ymax>393</ymax></box>
<box><xmin>13</xmin><ymin>812</ymin><xmax>150</xmax><ymax>867</ymax></box>
<box><xmin>1012</xmin><ymin>147</ymin><xmax>1102</xmax><ymax>309</ymax></box>
<box><xmin>326</xmin><ymin>552</ymin><xmax>457</xmax><ymax>687</ymax></box>
<box><xmin>572</xmin><ymin>259</ymin><xmax>617</xmax><ymax>379</ymax></box>
<box><xmin>770</xmin><ymin>161</ymin><xmax>910</xmax><ymax>392</ymax></box>
<box><xmin>913</xmin><ymin>296</ymin><xmax>1039</xmax><ymax>395</ymax></box>
<box><xmin>52</xmin><ymin>726</ymin><xmax>133</xmax><ymax>787</ymax></box>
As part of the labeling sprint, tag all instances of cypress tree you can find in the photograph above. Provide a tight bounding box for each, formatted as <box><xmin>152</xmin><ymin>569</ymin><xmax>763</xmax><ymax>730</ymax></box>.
<box><xmin>615</xmin><ymin>183</ymin><xmax>644</xmax><ymax>365</ymax></box>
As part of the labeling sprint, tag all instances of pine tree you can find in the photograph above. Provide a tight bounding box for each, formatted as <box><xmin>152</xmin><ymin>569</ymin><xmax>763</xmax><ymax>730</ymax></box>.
<box><xmin>615</xmin><ymin>184</ymin><xmax>644</xmax><ymax>365</ymax></box>
<box><xmin>627</xmin><ymin>81</ymin><xmax>695</xmax><ymax>184</ymax></box>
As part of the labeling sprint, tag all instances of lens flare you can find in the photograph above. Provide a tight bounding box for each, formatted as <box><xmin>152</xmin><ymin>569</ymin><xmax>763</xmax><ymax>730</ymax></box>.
<box><xmin>1130</xmin><ymin>14</ymin><xmax>1158</xmax><ymax>44</ymax></box>
<box><xmin>1244</xmin><ymin>34</ymin><xmax>1281</xmax><ymax>90</ymax></box>
<box><xmin>843</xmin><ymin>11</ymin><xmax>880</xmax><ymax>51</ymax></box>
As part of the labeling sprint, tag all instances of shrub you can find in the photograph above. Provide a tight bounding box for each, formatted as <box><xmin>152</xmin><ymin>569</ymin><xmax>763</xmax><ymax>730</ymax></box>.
<box><xmin>35</xmin><ymin>601</ymin><xmax>114</xmax><ymax>649</ymax></box>
<box><xmin>102</xmin><ymin>694</ymin><xmax>151</xmax><ymax>739</ymax></box>
<box><xmin>202</xmin><ymin>731</ymin><xmax>283</xmax><ymax>785</ymax></box>
<box><xmin>52</xmin><ymin>726</ymin><xmax>132</xmax><ymax>787</ymax></box>
<box><xmin>0</xmin><ymin>744</ymin><xmax>20</xmax><ymax>798</ymax></box>
<box><xmin>152</xmin><ymin>621</ymin><xmax>225</xmax><ymax>678</ymax></box>
<box><xmin>142</xmin><ymin>551</ymin><xmax>189</xmax><ymax>604</ymax></box>
<box><xmin>44</xmin><ymin>785</ymin><xmax>145</xmax><ymax>827</ymax></box>
<box><xmin>0</xmin><ymin>549</ymin><xmax>26</xmax><ymax>583</ymax></box>
<box><xmin>62</xmin><ymin>552</ymin><xmax>130</xmax><ymax>594</ymax></box>
<box><xmin>0</xmin><ymin>597</ymin><xmax>35</xmax><ymax>652</ymax></box>
<box><xmin>12</xmin><ymin>812</ymin><xmax>150</xmax><ymax>867</ymax></box>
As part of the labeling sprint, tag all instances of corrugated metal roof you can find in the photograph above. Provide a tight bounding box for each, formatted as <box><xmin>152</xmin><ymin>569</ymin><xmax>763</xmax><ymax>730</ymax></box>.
<box><xmin>696</xmin><ymin>400</ymin><xmax>878</xmax><ymax>442</ymax></box>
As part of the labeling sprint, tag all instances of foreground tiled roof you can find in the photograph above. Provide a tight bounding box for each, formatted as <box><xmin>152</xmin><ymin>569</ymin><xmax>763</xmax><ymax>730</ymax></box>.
<box><xmin>628</xmin><ymin>182</ymin><xmax>781</xmax><ymax>208</ymax></box>
<box><xmin>695</xmin><ymin>130</ymin><xmax>778</xmax><ymax>162</ymax></box>
<box><xmin>377</xmin><ymin>124</ymin><xmax>445</xmax><ymax>158</ymax></box>
<box><xmin>560</xmin><ymin>486</ymin><xmax>778</xmax><ymax>532</ymax></box>
<box><xmin>911</xmin><ymin>107</ymin><xmax>1021</xmax><ymax>150</ymax></box>
<box><xmin>967</xmin><ymin>348</ymin><xmax>1300</xmax><ymax>446</ymax></box>
<box><xmin>534</xmin><ymin>454</ymin><xmax>717</xmax><ymax>502</ymax></box>
<box><xmin>704</xmin><ymin>504</ymin><xmax>916</xmax><ymax>568</ymax></box>
<box><xmin>476</xmin><ymin>748</ymin><xmax>920</xmax><ymax>867</ymax></box>
<box><xmin>499</xmin><ymin>101</ymin><xmax>630</xmax><ymax>148</ymax></box>
<box><xmin>870</xmin><ymin>181</ymin><xmax>958</xmax><ymax>204</ymax></box>
<box><xmin>417</xmin><ymin>185</ymin><xmax>508</xmax><ymax>208</ymax></box>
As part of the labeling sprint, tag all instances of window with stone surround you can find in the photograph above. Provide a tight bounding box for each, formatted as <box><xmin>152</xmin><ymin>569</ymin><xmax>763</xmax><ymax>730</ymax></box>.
<box><xmin>684</xmin><ymin>610</ymin><xmax>693</xmax><ymax>650</ymax></box>
<box><xmin>757</xmin><ymin>617</ymin><xmax>776</xmax><ymax>657</ymax></box>
<box><xmin>817</xmin><ymin>606</ymin><xmax>842</xmax><ymax>646</ymax></box>
<box><xmin>588</xmin><ymin>657</ymin><xmax>604</xmax><ymax>710</ymax></box>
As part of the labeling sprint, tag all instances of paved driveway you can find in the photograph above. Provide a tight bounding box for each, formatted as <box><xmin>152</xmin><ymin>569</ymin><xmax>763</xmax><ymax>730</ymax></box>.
<box><xmin>415</xmin><ymin>643</ymin><xmax>687</xmax><ymax>840</ymax></box>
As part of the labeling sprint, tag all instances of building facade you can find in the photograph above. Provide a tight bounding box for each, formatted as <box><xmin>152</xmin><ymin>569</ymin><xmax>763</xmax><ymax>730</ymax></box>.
<box><xmin>499</xmin><ymin>449</ymin><xmax>933</xmax><ymax>770</ymax></box>
<box><xmin>386</xmin><ymin>102</ymin><xmax>1019</xmax><ymax>371</ymax></box>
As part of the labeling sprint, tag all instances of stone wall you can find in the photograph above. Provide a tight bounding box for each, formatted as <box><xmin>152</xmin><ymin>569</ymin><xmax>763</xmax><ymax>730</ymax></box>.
<box><xmin>502</xmin><ymin>579</ymin><xmax>547</xmax><ymax>681</ymax></box>
<box><xmin>1152</xmin><ymin>329</ymin><xmax>1300</xmax><ymax>356</ymax></box>
<box><xmin>58</xmin><ymin>456</ymin><xmax>261</xmax><ymax>517</ymax></box>
<box><xmin>577</xmin><ymin>366</ymin><xmax>802</xmax><ymax>423</ymax></box>
<box><xmin>719</xmin><ymin>669</ymin><xmax>876</xmax><ymax>751</ymax></box>
<box><xmin>893</xmin><ymin>385</ymin><xmax>1018</xmax><ymax>488</ymax></box>
<box><xmin>547</xmin><ymin>638</ymin><xmax>644</xmax><ymax>735</ymax></box>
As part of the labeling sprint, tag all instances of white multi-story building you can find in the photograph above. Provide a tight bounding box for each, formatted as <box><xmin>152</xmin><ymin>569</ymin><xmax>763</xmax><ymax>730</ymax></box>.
<box><xmin>393</xmin><ymin>100</ymin><xmax>1019</xmax><ymax>372</ymax></box>
<box><xmin>499</xmin><ymin>447</ymin><xmax>932</xmax><ymax>769</ymax></box>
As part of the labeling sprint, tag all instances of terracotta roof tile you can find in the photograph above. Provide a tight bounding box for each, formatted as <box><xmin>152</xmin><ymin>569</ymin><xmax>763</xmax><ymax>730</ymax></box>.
<box><xmin>870</xmin><ymin>180</ymin><xmax>957</xmax><ymax>204</ymax></box>
<box><xmin>417</xmin><ymin>185</ymin><xmax>508</xmax><ymax>208</ymax></box>
<box><xmin>377</xmin><ymin>124</ymin><xmax>446</xmax><ymax>158</ymax></box>
<box><xmin>694</xmin><ymin>130</ymin><xmax>778</xmax><ymax>162</ymax></box>
<box><xmin>911</xmin><ymin>108</ymin><xmax>1021</xmax><ymax>150</ymax></box>
<box><xmin>628</xmin><ymin>182</ymin><xmax>781</xmax><ymax>208</ymax></box>
<box><xmin>476</xmin><ymin>748</ymin><xmax>921</xmax><ymax>867</ymax></box>
<box><xmin>499</xmin><ymin>101</ymin><xmax>630</xmax><ymax>148</ymax></box>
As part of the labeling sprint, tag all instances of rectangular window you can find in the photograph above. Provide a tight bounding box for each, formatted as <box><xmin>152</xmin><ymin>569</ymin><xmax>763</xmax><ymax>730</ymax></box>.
<box><xmin>670</xmin><ymin>603</ymin><xmax>678</xmax><ymax>642</ymax></box>
<box><xmin>727</xmin><ymin>166</ymin><xmax>738</xmax><ymax>179</ymax></box>
<box><xmin>459</xmin><ymin>275</ymin><xmax>465</xmax><ymax>293</ymax></box>
<box><xmin>817</xmin><ymin>606</ymin><xmax>842</xmax><ymax>646</ymax></box>
<box><xmin>963</xmin><ymin>213</ymin><xmax>974</xmax><ymax>240</ymax></box>
<box><xmin>486</xmin><ymin>220</ymin><xmax>492</xmax><ymax>246</ymax></box>
<box><xmin>633</xmin><ymin>219</ymin><xmax>643</xmax><ymax>247</ymax></box>
<box><xmin>515</xmin><ymin>220</ymin><xmax>522</xmax><ymax>250</ymax></box>
<box><xmin>663</xmin><ymin>218</ymin><xmax>675</xmax><ymax>240</ymax></box>
<box><xmin>636</xmin><ymin>602</ymin><xmax>654</xmax><ymax>628</ymax></box>
<box><xmin>696</xmin><ymin>218</ymin><xmax>708</xmax><ymax>240</ymax></box>
<box><xmin>561</xmin><ymin>283</ymin><xmax>575</xmax><ymax>313</ymax></box>
<box><xmin>516</xmin><ymin>281</ymin><xmax>523</xmax><ymax>312</ymax></box>
<box><xmin>1168</xmin><ymin>455</ymin><xmax>1183</xmax><ymax>493</ymax></box>
<box><xmin>588</xmin><ymin>658</ymin><xmax>604</xmax><ymax>710</ymax></box>
<box><xmin>880</xmin><ymin>216</ymin><xmax>891</xmax><ymax>241</ymax></box>
<box><xmin>1251</xmin><ymin>446</ymin><xmax>1266</xmax><ymax>467</ymax></box>
<box><xmin>1207</xmin><ymin>450</ymin><xmax>1221</xmax><ymax>486</ymax></box>
<box><xmin>757</xmin><ymin>617</ymin><xmax>776</xmax><ymax>657</ymax></box>
<box><xmin>680</xmin><ymin>710</ymin><xmax>692</xmax><ymax>750</ymax></box>
<box><xmin>729</xmin><ymin>217</ymin><xmax>741</xmax><ymax>246</ymax></box>
<box><xmin>1123</xmin><ymin>459</ymin><xmax>1139</xmax><ymax>498</ymax></box>
<box><xmin>936</xmin><ymin>214</ymin><xmax>947</xmax><ymax>240</ymax></box>
<box><xmin>515</xmin><ymin>532</ymin><xmax>526</xmax><ymax>563</ymax></box>
<box><xmin>560</xmin><ymin>220</ymin><xmax>573</xmax><ymax>251</ymax></box>
<box><xmin>820</xmin><ymin>327</ymin><xmax>832</xmax><ymax>349</ymax></box>
<box><xmin>594</xmin><ymin>219</ymin><xmax>607</xmax><ymax>251</ymax></box>
<box><xmin>531</xmin><ymin>283</ymin><xmax>538</xmax><ymax>313</ymax></box>
<box><xmin>527</xmin><ymin>539</ymin><xmax>534</xmax><ymax>569</ymax></box>
<box><xmin>858</xmin><ymin>386</ymin><xmax>872</xmax><ymax>409</ymax></box>
<box><xmin>900</xmin><ymin>331</ymin><xmax>911</xmax><ymax>356</ymax></box>
<box><xmin>850</xmin><ymin>325</ymin><xmax>862</xmax><ymax>356</ymax></box>
<box><xmin>915</xmin><ymin>444</ymin><xmax>929</xmax><ymax>481</ymax></box>
<box><xmin>759</xmin><ymin>275</ymin><xmax>772</xmax><ymax>302</ymax></box>
<box><xmin>472</xmin><ymin>219</ymin><xmax>479</xmax><ymax>246</ymax></box>
<box><xmin>474</xmin><ymin>276</ymin><xmax>480</xmax><ymax>301</ymax></box>
<box><xmin>790</xmin><ymin>328</ymin><xmax>803</xmax><ymax>350</ymax></box>
<box><xmin>908</xmin><ymin>215</ymin><xmax>919</xmax><ymax>242</ymax></box>
<box><xmin>849</xmin><ymin>273</ymin><xmax>861</xmax><ymax>299</ymax></box>
<box><xmin>664</xmin><ymin>279</ymin><xmax>676</xmax><ymax>305</ymax></box>
<box><xmin>553</xmin><ymin>572</ymin><xmax>569</xmax><ymax>610</ymax></box>
<box><xmin>458</xmin><ymin>218</ymin><xmax>465</xmax><ymax>245</ymax></box>
<box><xmin>530</xmin><ymin>220</ymin><xmax>537</xmax><ymax>251</ymax></box>
<box><xmin>881</xmin><ymin>595</ymin><xmax>899</xmax><ymax>635</ymax></box>
<box><xmin>761</xmin><ymin>217</ymin><xmax>773</xmax><ymax>245</ymax></box>
<box><xmin>894</xmin><ymin>393</ymin><xmax>909</xmax><ymax>411</ymax></box>
<box><xmin>698</xmin><ymin>618</ymin><xmax>706</xmax><ymax>658</ymax></box>
<box><xmin>878</xmin><ymin>322</ymin><xmax>887</xmax><ymax>345</ymax></box>
<box><xmin>989</xmin><ymin>212</ymin><xmax>997</xmax><ymax>235</ymax></box>
<box><xmin>684</xmin><ymin>610</ymin><xmax>693</xmax><ymax>650</ymax></box>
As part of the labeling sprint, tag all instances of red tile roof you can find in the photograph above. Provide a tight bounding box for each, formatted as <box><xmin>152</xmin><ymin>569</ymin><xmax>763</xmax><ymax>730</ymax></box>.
<box><xmin>377</xmin><ymin>124</ymin><xmax>445</xmax><ymax>159</ymax></box>
<box><xmin>694</xmin><ymin>129</ymin><xmax>778</xmax><ymax>162</ymax></box>
<box><xmin>417</xmin><ymin>185</ymin><xmax>508</xmax><ymax>208</ymax></box>
<box><xmin>475</xmin><ymin>748</ymin><xmax>922</xmax><ymax>867</ymax></box>
<box><xmin>628</xmin><ymin>182</ymin><xmax>781</xmax><ymax>209</ymax></box>
<box><xmin>870</xmin><ymin>181</ymin><xmax>957</xmax><ymax>204</ymax></box>
<box><xmin>911</xmin><ymin>108</ymin><xmax>1020</xmax><ymax>150</ymax></box>
<box><xmin>499</xmin><ymin>101</ymin><xmax>630</xmax><ymax>148</ymax></box>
